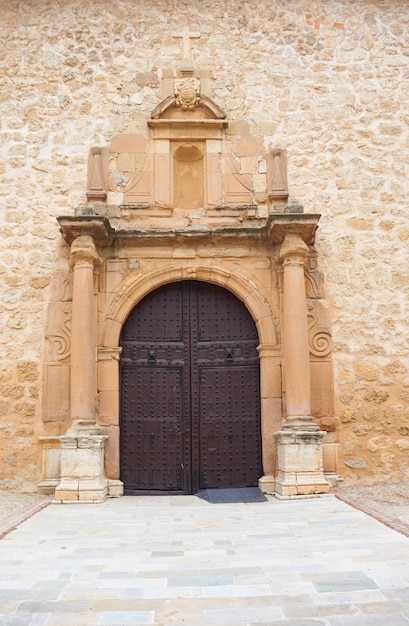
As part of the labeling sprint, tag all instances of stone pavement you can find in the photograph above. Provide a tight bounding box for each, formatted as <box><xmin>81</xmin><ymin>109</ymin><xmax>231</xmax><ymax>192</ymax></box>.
<box><xmin>1</xmin><ymin>495</ymin><xmax>409</xmax><ymax>625</ymax></box>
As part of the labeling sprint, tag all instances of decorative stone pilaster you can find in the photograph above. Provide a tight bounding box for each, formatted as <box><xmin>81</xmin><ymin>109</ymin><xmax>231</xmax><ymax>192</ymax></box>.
<box><xmin>275</xmin><ymin>233</ymin><xmax>328</xmax><ymax>498</ymax></box>
<box><xmin>54</xmin><ymin>234</ymin><xmax>109</xmax><ymax>503</ymax></box>
<box><xmin>97</xmin><ymin>346</ymin><xmax>124</xmax><ymax>498</ymax></box>
<box><xmin>257</xmin><ymin>344</ymin><xmax>282</xmax><ymax>495</ymax></box>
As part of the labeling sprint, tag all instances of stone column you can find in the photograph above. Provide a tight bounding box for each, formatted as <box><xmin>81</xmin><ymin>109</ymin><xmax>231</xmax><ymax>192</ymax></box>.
<box><xmin>280</xmin><ymin>234</ymin><xmax>315</xmax><ymax>430</ymax></box>
<box><xmin>69</xmin><ymin>235</ymin><xmax>100</xmax><ymax>430</ymax></box>
<box><xmin>275</xmin><ymin>233</ymin><xmax>328</xmax><ymax>498</ymax></box>
<box><xmin>54</xmin><ymin>235</ymin><xmax>109</xmax><ymax>503</ymax></box>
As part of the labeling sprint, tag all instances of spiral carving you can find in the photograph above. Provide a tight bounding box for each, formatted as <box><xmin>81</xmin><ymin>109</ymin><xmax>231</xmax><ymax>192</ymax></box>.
<box><xmin>309</xmin><ymin>324</ymin><xmax>331</xmax><ymax>357</ymax></box>
<box><xmin>46</xmin><ymin>304</ymin><xmax>72</xmax><ymax>361</ymax></box>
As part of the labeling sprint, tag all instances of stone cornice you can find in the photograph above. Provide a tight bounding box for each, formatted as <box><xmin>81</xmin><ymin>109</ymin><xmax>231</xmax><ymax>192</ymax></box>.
<box><xmin>113</xmin><ymin>214</ymin><xmax>320</xmax><ymax>246</ymax></box>
<box><xmin>57</xmin><ymin>213</ymin><xmax>320</xmax><ymax>248</ymax></box>
<box><xmin>57</xmin><ymin>216</ymin><xmax>115</xmax><ymax>247</ymax></box>
<box><xmin>147</xmin><ymin>118</ymin><xmax>228</xmax><ymax>140</ymax></box>
<box><xmin>267</xmin><ymin>213</ymin><xmax>321</xmax><ymax>245</ymax></box>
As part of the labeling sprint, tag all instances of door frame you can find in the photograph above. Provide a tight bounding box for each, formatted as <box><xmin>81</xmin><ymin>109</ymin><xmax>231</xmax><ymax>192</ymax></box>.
<box><xmin>99</xmin><ymin>264</ymin><xmax>282</xmax><ymax>491</ymax></box>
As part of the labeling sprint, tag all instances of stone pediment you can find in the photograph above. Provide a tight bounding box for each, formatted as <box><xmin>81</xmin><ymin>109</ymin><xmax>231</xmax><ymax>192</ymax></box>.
<box><xmin>150</xmin><ymin>93</ymin><xmax>227</xmax><ymax>121</ymax></box>
<box><xmin>148</xmin><ymin>93</ymin><xmax>228</xmax><ymax>141</ymax></box>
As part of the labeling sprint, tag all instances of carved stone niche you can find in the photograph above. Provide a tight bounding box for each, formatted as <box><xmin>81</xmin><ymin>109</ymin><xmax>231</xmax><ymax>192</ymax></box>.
<box><xmin>105</xmin><ymin>80</ymin><xmax>268</xmax><ymax>217</ymax></box>
<box><xmin>172</xmin><ymin>141</ymin><xmax>205</xmax><ymax>209</ymax></box>
<box><xmin>138</xmin><ymin>90</ymin><xmax>228</xmax><ymax>213</ymax></box>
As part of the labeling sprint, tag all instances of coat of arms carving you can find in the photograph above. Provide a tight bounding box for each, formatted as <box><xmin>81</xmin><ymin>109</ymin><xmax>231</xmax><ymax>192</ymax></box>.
<box><xmin>174</xmin><ymin>77</ymin><xmax>201</xmax><ymax>110</ymax></box>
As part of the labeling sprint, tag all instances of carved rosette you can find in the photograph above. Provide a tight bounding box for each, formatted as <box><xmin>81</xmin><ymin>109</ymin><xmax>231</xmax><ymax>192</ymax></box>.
<box><xmin>174</xmin><ymin>77</ymin><xmax>201</xmax><ymax>110</ymax></box>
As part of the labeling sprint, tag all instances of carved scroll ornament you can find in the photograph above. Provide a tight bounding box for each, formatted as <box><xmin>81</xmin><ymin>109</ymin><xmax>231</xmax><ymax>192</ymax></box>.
<box><xmin>307</xmin><ymin>300</ymin><xmax>331</xmax><ymax>357</ymax></box>
<box><xmin>46</xmin><ymin>303</ymin><xmax>72</xmax><ymax>362</ymax></box>
<box><xmin>305</xmin><ymin>248</ymin><xmax>325</xmax><ymax>299</ymax></box>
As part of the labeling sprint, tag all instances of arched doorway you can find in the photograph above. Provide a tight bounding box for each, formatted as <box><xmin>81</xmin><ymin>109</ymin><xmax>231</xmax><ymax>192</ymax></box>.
<box><xmin>119</xmin><ymin>280</ymin><xmax>262</xmax><ymax>494</ymax></box>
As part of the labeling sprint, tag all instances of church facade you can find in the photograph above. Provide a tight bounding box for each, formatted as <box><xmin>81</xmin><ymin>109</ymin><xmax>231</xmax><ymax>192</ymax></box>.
<box><xmin>1</xmin><ymin>0</ymin><xmax>408</xmax><ymax>497</ymax></box>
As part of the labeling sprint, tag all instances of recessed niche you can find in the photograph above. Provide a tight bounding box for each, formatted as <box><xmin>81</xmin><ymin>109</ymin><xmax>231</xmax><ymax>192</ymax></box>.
<box><xmin>173</xmin><ymin>142</ymin><xmax>204</xmax><ymax>210</ymax></box>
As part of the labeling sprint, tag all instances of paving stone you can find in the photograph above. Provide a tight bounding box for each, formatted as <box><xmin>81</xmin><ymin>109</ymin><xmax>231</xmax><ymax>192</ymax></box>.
<box><xmin>0</xmin><ymin>616</ymin><xmax>32</xmax><ymax>626</ymax></box>
<box><xmin>100</xmin><ymin>612</ymin><xmax>154</xmax><ymax>625</ymax></box>
<box><xmin>17</xmin><ymin>601</ymin><xmax>90</xmax><ymax>613</ymax></box>
<box><xmin>167</xmin><ymin>575</ymin><xmax>233</xmax><ymax>586</ymax></box>
<box><xmin>360</xmin><ymin>600</ymin><xmax>409</xmax><ymax>615</ymax></box>
<box><xmin>97</xmin><ymin>571</ymin><xmax>137</xmax><ymax>579</ymax></box>
<box><xmin>143</xmin><ymin>586</ymin><xmax>202</xmax><ymax>599</ymax></box>
<box><xmin>308</xmin><ymin>571</ymin><xmax>379</xmax><ymax>593</ymax></box>
<box><xmin>45</xmin><ymin>613</ymin><xmax>101</xmax><ymax>626</ymax></box>
<box><xmin>29</xmin><ymin>616</ymin><xmax>51</xmax><ymax>626</ymax></box>
<box><xmin>204</xmin><ymin>606</ymin><xmax>284</xmax><ymax>622</ymax></box>
<box><xmin>283</xmin><ymin>603</ymin><xmax>360</xmax><ymax>619</ymax></box>
<box><xmin>245</xmin><ymin>619</ymin><xmax>328</xmax><ymax>626</ymax></box>
<box><xmin>201</xmin><ymin>583</ymin><xmax>272</xmax><ymax>597</ymax></box>
<box><xmin>312</xmin><ymin>589</ymin><xmax>388</xmax><ymax>606</ymax></box>
<box><xmin>328</xmin><ymin>614</ymin><xmax>409</xmax><ymax>626</ymax></box>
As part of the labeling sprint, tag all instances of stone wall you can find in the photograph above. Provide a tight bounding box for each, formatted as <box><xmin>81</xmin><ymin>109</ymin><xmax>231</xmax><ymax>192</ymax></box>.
<box><xmin>1</xmin><ymin>0</ymin><xmax>408</xmax><ymax>490</ymax></box>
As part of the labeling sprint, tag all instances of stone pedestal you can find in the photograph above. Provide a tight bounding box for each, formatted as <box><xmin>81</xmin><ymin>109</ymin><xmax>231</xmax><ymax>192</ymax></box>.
<box><xmin>274</xmin><ymin>430</ymin><xmax>328</xmax><ymax>498</ymax></box>
<box><xmin>54</xmin><ymin>431</ymin><xmax>109</xmax><ymax>503</ymax></box>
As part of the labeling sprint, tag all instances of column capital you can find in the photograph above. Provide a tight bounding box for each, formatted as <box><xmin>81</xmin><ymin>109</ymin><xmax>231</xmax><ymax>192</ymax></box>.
<box><xmin>70</xmin><ymin>234</ymin><xmax>101</xmax><ymax>267</ymax></box>
<box><xmin>279</xmin><ymin>233</ymin><xmax>309</xmax><ymax>266</ymax></box>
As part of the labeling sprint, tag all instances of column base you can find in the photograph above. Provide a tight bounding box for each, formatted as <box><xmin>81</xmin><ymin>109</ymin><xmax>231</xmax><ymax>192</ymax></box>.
<box><xmin>54</xmin><ymin>432</ymin><xmax>109</xmax><ymax>504</ymax></box>
<box><xmin>54</xmin><ymin>477</ymin><xmax>109</xmax><ymax>503</ymax></box>
<box><xmin>38</xmin><ymin>478</ymin><xmax>60</xmax><ymax>496</ymax></box>
<box><xmin>274</xmin><ymin>429</ymin><xmax>329</xmax><ymax>499</ymax></box>
<box><xmin>282</xmin><ymin>416</ymin><xmax>320</xmax><ymax>432</ymax></box>
<box><xmin>108</xmin><ymin>479</ymin><xmax>124</xmax><ymax>498</ymax></box>
<box><xmin>68</xmin><ymin>420</ymin><xmax>104</xmax><ymax>435</ymax></box>
<box><xmin>258</xmin><ymin>475</ymin><xmax>275</xmax><ymax>495</ymax></box>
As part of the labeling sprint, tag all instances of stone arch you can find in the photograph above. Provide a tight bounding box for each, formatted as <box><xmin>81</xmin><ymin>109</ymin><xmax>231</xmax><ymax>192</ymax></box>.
<box><xmin>102</xmin><ymin>264</ymin><xmax>277</xmax><ymax>349</ymax></box>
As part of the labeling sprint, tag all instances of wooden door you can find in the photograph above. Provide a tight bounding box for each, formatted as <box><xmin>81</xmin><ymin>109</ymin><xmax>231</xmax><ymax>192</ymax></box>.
<box><xmin>120</xmin><ymin>281</ymin><xmax>261</xmax><ymax>494</ymax></box>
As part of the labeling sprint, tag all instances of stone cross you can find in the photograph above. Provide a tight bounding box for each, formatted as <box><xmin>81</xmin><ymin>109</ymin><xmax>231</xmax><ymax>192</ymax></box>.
<box><xmin>172</xmin><ymin>26</ymin><xmax>200</xmax><ymax>67</ymax></box>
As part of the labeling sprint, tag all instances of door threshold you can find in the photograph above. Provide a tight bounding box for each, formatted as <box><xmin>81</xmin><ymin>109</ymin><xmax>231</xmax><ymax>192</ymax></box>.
<box><xmin>124</xmin><ymin>489</ymin><xmax>187</xmax><ymax>496</ymax></box>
